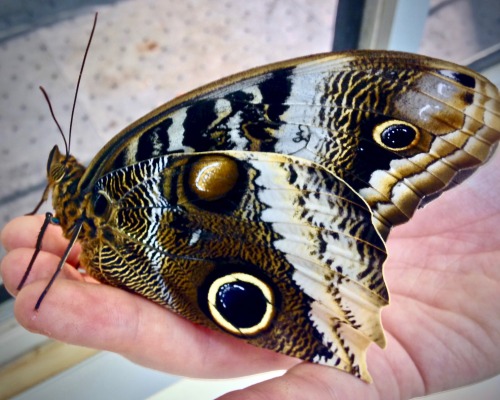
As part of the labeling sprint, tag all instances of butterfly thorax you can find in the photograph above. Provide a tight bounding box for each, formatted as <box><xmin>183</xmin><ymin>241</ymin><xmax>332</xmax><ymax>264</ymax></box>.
<box><xmin>47</xmin><ymin>145</ymin><xmax>88</xmax><ymax>238</ymax></box>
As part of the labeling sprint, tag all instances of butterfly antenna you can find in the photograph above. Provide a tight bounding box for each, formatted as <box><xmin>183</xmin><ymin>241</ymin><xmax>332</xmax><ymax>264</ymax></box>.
<box><xmin>39</xmin><ymin>86</ymin><xmax>69</xmax><ymax>155</ymax></box>
<box><xmin>68</xmin><ymin>12</ymin><xmax>98</xmax><ymax>156</ymax></box>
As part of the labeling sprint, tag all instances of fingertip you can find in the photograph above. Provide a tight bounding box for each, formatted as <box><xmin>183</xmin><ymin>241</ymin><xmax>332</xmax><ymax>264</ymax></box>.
<box><xmin>1</xmin><ymin>216</ymin><xmax>29</xmax><ymax>251</ymax></box>
<box><xmin>14</xmin><ymin>280</ymin><xmax>53</xmax><ymax>336</ymax></box>
<box><xmin>1</xmin><ymin>247</ymin><xmax>84</xmax><ymax>298</ymax></box>
<box><xmin>14</xmin><ymin>278</ymin><xmax>107</xmax><ymax>342</ymax></box>
<box><xmin>1</xmin><ymin>250</ymin><xmax>22</xmax><ymax>297</ymax></box>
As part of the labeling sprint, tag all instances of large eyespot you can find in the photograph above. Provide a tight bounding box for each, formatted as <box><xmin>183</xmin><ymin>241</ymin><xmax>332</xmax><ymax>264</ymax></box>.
<box><xmin>206</xmin><ymin>272</ymin><xmax>275</xmax><ymax>336</ymax></box>
<box><xmin>373</xmin><ymin>120</ymin><xmax>420</xmax><ymax>151</ymax></box>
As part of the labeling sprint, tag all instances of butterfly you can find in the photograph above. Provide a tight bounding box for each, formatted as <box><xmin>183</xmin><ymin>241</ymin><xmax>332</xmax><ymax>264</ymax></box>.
<box><xmin>20</xmin><ymin>14</ymin><xmax>500</xmax><ymax>382</ymax></box>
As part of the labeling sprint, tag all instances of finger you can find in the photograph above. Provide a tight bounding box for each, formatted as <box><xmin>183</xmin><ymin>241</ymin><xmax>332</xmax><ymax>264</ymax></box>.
<box><xmin>1</xmin><ymin>215</ymin><xmax>81</xmax><ymax>266</ymax></box>
<box><xmin>1</xmin><ymin>247</ymin><xmax>87</xmax><ymax>296</ymax></box>
<box><xmin>14</xmin><ymin>278</ymin><xmax>296</xmax><ymax>378</ymax></box>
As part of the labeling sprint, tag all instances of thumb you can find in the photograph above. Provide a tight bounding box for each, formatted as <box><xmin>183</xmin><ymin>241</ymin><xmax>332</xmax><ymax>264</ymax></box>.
<box><xmin>217</xmin><ymin>361</ymin><xmax>384</xmax><ymax>400</ymax></box>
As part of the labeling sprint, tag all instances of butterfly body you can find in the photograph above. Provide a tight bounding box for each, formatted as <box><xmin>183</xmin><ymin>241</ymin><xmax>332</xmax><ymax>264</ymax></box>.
<box><xmin>40</xmin><ymin>50</ymin><xmax>500</xmax><ymax>381</ymax></box>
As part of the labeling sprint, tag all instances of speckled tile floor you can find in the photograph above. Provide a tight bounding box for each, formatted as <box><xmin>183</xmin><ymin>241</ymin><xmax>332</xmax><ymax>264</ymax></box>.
<box><xmin>0</xmin><ymin>0</ymin><xmax>499</xmax><ymax>398</ymax></box>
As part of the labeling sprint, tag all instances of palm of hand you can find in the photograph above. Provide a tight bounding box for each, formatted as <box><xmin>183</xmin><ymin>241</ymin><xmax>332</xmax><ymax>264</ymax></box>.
<box><xmin>1</xmin><ymin>150</ymin><xmax>499</xmax><ymax>400</ymax></box>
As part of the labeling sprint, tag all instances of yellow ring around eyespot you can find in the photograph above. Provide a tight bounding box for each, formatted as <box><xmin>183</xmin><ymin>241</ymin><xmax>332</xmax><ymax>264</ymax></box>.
<box><xmin>372</xmin><ymin>119</ymin><xmax>421</xmax><ymax>151</ymax></box>
<box><xmin>207</xmin><ymin>272</ymin><xmax>275</xmax><ymax>336</ymax></box>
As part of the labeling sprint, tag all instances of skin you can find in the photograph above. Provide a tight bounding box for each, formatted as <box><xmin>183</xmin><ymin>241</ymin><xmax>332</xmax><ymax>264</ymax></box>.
<box><xmin>1</xmin><ymin>149</ymin><xmax>499</xmax><ymax>400</ymax></box>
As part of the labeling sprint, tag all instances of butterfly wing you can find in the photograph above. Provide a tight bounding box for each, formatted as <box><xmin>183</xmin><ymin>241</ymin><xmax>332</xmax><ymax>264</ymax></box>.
<box><xmin>79</xmin><ymin>51</ymin><xmax>500</xmax><ymax>238</ymax></box>
<box><xmin>79</xmin><ymin>151</ymin><xmax>387</xmax><ymax>381</ymax></box>
<box><xmin>59</xmin><ymin>51</ymin><xmax>499</xmax><ymax>380</ymax></box>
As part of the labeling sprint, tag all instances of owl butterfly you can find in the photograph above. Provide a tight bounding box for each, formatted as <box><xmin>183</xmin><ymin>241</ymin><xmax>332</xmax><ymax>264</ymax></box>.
<box><xmin>20</xmin><ymin>15</ymin><xmax>500</xmax><ymax>382</ymax></box>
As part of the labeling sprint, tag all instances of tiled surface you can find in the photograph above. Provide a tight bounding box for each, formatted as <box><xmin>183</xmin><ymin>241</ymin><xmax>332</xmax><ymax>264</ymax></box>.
<box><xmin>0</xmin><ymin>0</ymin><xmax>499</xmax><ymax>399</ymax></box>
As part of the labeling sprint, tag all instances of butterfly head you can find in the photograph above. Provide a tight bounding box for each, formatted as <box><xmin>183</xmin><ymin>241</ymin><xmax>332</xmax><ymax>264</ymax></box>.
<box><xmin>46</xmin><ymin>145</ymin><xmax>68</xmax><ymax>183</ymax></box>
<box><xmin>45</xmin><ymin>145</ymin><xmax>86</xmax><ymax>233</ymax></box>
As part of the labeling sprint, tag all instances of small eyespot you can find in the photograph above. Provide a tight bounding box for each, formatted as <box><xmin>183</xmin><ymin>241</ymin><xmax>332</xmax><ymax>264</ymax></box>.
<box><xmin>373</xmin><ymin>120</ymin><xmax>420</xmax><ymax>151</ymax></box>
<box><xmin>438</xmin><ymin>70</ymin><xmax>476</xmax><ymax>89</ymax></box>
<box><xmin>92</xmin><ymin>192</ymin><xmax>110</xmax><ymax>218</ymax></box>
<box><xmin>207</xmin><ymin>272</ymin><xmax>275</xmax><ymax>336</ymax></box>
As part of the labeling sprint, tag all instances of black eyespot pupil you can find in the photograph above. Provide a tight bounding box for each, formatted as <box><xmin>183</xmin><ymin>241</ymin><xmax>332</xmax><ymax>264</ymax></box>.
<box><xmin>216</xmin><ymin>281</ymin><xmax>267</xmax><ymax>329</ymax></box>
<box><xmin>93</xmin><ymin>194</ymin><xmax>109</xmax><ymax>217</ymax></box>
<box><xmin>381</xmin><ymin>124</ymin><xmax>417</xmax><ymax>149</ymax></box>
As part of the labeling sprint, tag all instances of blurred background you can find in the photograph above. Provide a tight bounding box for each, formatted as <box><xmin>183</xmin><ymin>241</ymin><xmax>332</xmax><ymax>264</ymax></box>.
<box><xmin>0</xmin><ymin>0</ymin><xmax>499</xmax><ymax>398</ymax></box>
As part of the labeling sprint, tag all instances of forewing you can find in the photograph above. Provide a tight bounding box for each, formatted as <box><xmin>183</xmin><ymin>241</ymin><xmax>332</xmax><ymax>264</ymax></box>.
<box><xmin>81</xmin><ymin>51</ymin><xmax>500</xmax><ymax>238</ymax></box>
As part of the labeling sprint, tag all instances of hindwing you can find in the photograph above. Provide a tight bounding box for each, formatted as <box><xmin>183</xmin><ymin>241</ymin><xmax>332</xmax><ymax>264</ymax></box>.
<box><xmin>79</xmin><ymin>151</ymin><xmax>387</xmax><ymax>381</ymax></box>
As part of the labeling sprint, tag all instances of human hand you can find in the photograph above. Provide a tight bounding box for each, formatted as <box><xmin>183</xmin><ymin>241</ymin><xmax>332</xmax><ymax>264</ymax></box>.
<box><xmin>1</xmin><ymin>149</ymin><xmax>499</xmax><ymax>400</ymax></box>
